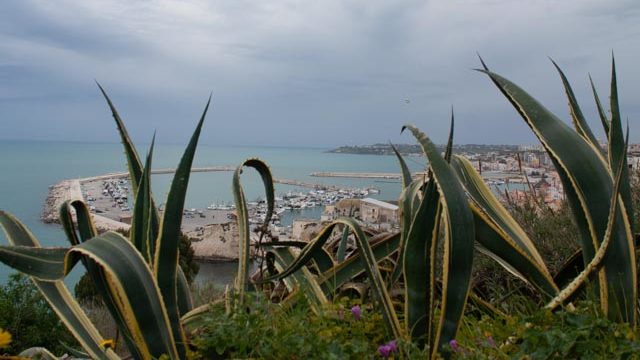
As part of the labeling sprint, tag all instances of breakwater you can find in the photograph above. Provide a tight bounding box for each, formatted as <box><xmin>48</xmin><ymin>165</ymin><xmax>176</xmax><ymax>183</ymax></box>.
<box><xmin>310</xmin><ymin>171</ymin><xmax>429</xmax><ymax>179</ymax></box>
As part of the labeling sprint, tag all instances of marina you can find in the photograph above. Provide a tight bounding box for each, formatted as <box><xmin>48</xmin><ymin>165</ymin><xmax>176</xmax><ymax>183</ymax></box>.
<box><xmin>40</xmin><ymin>166</ymin><xmax>383</xmax><ymax>262</ymax></box>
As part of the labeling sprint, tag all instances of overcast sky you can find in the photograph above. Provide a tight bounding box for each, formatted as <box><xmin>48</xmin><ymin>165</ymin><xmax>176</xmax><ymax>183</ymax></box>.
<box><xmin>1</xmin><ymin>0</ymin><xmax>639</xmax><ymax>147</ymax></box>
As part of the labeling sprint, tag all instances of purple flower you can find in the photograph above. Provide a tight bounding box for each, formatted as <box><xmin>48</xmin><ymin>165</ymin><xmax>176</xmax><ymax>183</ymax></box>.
<box><xmin>378</xmin><ymin>340</ymin><xmax>398</xmax><ymax>358</ymax></box>
<box><xmin>449</xmin><ymin>339</ymin><xmax>460</xmax><ymax>352</ymax></box>
<box><xmin>386</xmin><ymin>340</ymin><xmax>397</xmax><ymax>352</ymax></box>
<box><xmin>351</xmin><ymin>305</ymin><xmax>361</xmax><ymax>320</ymax></box>
<box><xmin>378</xmin><ymin>345</ymin><xmax>392</xmax><ymax>358</ymax></box>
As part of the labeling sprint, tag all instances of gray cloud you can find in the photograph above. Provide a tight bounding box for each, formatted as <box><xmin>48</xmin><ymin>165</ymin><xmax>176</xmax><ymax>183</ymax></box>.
<box><xmin>0</xmin><ymin>0</ymin><xmax>638</xmax><ymax>147</ymax></box>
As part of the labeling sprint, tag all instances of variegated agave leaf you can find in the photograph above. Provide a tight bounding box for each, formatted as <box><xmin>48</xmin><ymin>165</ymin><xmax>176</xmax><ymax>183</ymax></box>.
<box><xmin>481</xmin><ymin>62</ymin><xmax>636</xmax><ymax>324</ymax></box>
<box><xmin>402</xmin><ymin>125</ymin><xmax>475</xmax><ymax>356</ymax></box>
<box><xmin>451</xmin><ymin>155</ymin><xmax>558</xmax><ymax>298</ymax></box>
<box><xmin>232</xmin><ymin>158</ymin><xmax>275</xmax><ymax>304</ymax></box>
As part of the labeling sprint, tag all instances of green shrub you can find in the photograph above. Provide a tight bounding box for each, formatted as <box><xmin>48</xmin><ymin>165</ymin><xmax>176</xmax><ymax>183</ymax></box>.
<box><xmin>193</xmin><ymin>293</ymin><xmax>388</xmax><ymax>360</ymax></box>
<box><xmin>0</xmin><ymin>273</ymin><xmax>76</xmax><ymax>355</ymax></box>
<box><xmin>454</xmin><ymin>301</ymin><xmax>640</xmax><ymax>359</ymax></box>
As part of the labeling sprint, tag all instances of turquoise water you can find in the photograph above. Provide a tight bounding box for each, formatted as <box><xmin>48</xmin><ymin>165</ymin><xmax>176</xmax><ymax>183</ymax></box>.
<box><xmin>0</xmin><ymin>140</ymin><xmax>425</xmax><ymax>284</ymax></box>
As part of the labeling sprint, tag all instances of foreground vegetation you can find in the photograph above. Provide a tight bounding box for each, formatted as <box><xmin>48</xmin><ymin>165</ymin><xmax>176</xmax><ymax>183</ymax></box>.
<box><xmin>0</xmin><ymin>56</ymin><xmax>637</xmax><ymax>359</ymax></box>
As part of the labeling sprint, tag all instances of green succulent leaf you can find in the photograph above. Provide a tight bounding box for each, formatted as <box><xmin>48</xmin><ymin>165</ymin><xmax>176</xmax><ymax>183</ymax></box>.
<box><xmin>550</xmin><ymin>59</ymin><xmax>602</xmax><ymax>153</ymax></box>
<box><xmin>262</xmin><ymin>219</ymin><xmax>403</xmax><ymax>338</ymax></box>
<box><xmin>402</xmin><ymin>125</ymin><xmax>475</xmax><ymax>355</ymax></box>
<box><xmin>97</xmin><ymin>83</ymin><xmax>144</xmax><ymax>195</ymax></box>
<box><xmin>60</xmin><ymin>200</ymin><xmax>143</xmax><ymax>358</ymax></box>
<box><xmin>0</xmin><ymin>211</ymin><xmax>119</xmax><ymax>360</ymax></box>
<box><xmin>588</xmin><ymin>74</ymin><xmax>610</xmax><ymax>136</ymax></box>
<box><xmin>97</xmin><ymin>83</ymin><xmax>160</xmax><ymax>259</ymax></box>
<box><xmin>607</xmin><ymin>57</ymin><xmax>634</xmax><ymax>230</ymax></box>
<box><xmin>154</xmin><ymin>97</ymin><xmax>208</xmax><ymax>359</ymax></box>
<box><xmin>320</xmin><ymin>232</ymin><xmax>400</xmax><ymax>296</ymax></box>
<box><xmin>130</xmin><ymin>135</ymin><xmax>155</xmax><ymax>263</ymax></box>
<box><xmin>336</xmin><ymin>224</ymin><xmax>351</xmax><ymax>263</ymax></box>
<box><xmin>232</xmin><ymin>158</ymin><xmax>275</xmax><ymax>303</ymax></box>
<box><xmin>389</xmin><ymin>145</ymin><xmax>422</xmax><ymax>285</ymax></box>
<box><xmin>481</xmin><ymin>67</ymin><xmax>636</xmax><ymax>324</ymax></box>
<box><xmin>266</xmin><ymin>246</ymin><xmax>328</xmax><ymax>312</ymax></box>
<box><xmin>547</xmin><ymin>129</ymin><xmax>629</xmax><ymax>310</ymax></box>
<box><xmin>390</xmin><ymin>143</ymin><xmax>413</xmax><ymax>189</ymax></box>
<box><xmin>452</xmin><ymin>155</ymin><xmax>558</xmax><ymax>297</ymax></box>
<box><xmin>402</xmin><ymin>172</ymin><xmax>440</xmax><ymax>346</ymax></box>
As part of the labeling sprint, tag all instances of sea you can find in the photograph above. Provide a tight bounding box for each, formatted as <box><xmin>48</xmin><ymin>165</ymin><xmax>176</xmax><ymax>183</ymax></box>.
<box><xmin>0</xmin><ymin>140</ymin><xmax>427</xmax><ymax>286</ymax></box>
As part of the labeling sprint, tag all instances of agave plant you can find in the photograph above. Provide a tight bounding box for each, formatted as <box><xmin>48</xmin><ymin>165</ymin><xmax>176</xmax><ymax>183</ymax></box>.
<box><xmin>229</xmin><ymin>57</ymin><xmax>636</xmax><ymax>360</ymax></box>
<box><xmin>0</xmin><ymin>86</ymin><xmax>209</xmax><ymax>359</ymax></box>
<box><xmin>232</xmin><ymin>120</ymin><xmax>477</xmax><ymax>357</ymax></box>
<box><xmin>472</xmin><ymin>57</ymin><xmax>636</xmax><ymax>324</ymax></box>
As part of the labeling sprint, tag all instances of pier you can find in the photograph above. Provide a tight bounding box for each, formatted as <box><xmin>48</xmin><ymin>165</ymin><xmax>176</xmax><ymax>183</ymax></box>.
<box><xmin>74</xmin><ymin>167</ymin><xmax>334</xmax><ymax>190</ymax></box>
<box><xmin>310</xmin><ymin>171</ymin><xmax>429</xmax><ymax>180</ymax></box>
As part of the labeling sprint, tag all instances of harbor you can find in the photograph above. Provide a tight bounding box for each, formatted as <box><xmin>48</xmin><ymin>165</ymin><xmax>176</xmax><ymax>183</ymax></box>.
<box><xmin>41</xmin><ymin>167</ymin><xmax>382</xmax><ymax>261</ymax></box>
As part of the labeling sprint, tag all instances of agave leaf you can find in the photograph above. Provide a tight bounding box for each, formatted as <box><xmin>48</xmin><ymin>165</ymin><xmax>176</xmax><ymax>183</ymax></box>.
<box><xmin>339</xmin><ymin>218</ymin><xmax>403</xmax><ymax>339</ymax></box>
<box><xmin>98</xmin><ymin>86</ymin><xmax>199</xmax><ymax>328</ymax></box>
<box><xmin>269</xmin><ymin>229</ymin><xmax>399</xmax><ymax>338</ymax></box>
<box><xmin>607</xmin><ymin>57</ymin><xmax>634</xmax><ymax>230</ymax></box>
<box><xmin>390</xmin><ymin>143</ymin><xmax>413</xmax><ymax>189</ymax></box>
<box><xmin>130</xmin><ymin>136</ymin><xmax>155</xmax><ymax>262</ymax></box>
<box><xmin>266</xmin><ymin>246</ymin><xmax>328</xmax><ymax>312</ymax></box>
<box><xmin>402</xmin><ymin>125</ymin><xmax>475</xmax><ymax>354</ymax></box>
<box><xmin>0</xmin><ymin>246</ymin><xmax>68</xmax><ymax>280</ymax></box>
<box><xmin>336</xmin><ymin>206</ymin><xmax>357</xmax><ymax>263</ymax></box>
<box><xmin>444</xmin><ymin>110</ymin><xmax>455</xmax><ymax>162</ymax></box>
<box><xmin>402</xmin><ymin>172</ymin><xmax>440</xmax><ymax>346</ymax></box>
<box><xmin>97</xmin><ymin>83</ymin><xmax>144</xmax><ymax>194</ymax></box>
<box><xmin>97</xmin><ymin>84</ymin><xmax>160</xmax><ymax>257</ymax></box>
<box><xmin>60</xmin><ymin>200</ymin><xmax>142</xmax><ymax>358</ymax></box>
<box><xmin>400</xmin><ymin>114</ymin><xmax>454</xmax><ymax>346</ymax></box>
<box><xmin>389</xmin><ymin>145</ymin><xmax>422</xmax><ymax>285</ymax></box>
<box><xmin>233</xmin><ymin>158</ymin><xmax>275</xmax><ymax>302</ymax></box>
<box><xmin>260</xmin><ymin>222</ymin><xmax>346</xmax><ymax>283</ymax></box>
<box><xmin>61</xmin><ymin>200</ymin><xmax>147</xmax><ymax>358</ymax></box>
<box><xmin>311</xmin><ymin>246</ymin><xmax>335</xmax><ymax>273</ymax></box>
<box><xmin>154</xmin><ymin>98</ymin><xmax>208</xmax><ymax>359</ymax></box>
<box><xmin>452</xmin><ymin>155</ymin><xmax>558</xmax><ymax>297</ymax></box>
<box><xmin>481</xmin><ymin>68</ymin><xmax>636</xmax><ymax>323</ymax></box>
<box><xmin>553</xmin><ymin>248</ymin><xmax>584</xmax><ymax>289</ymax></box>
<box><xmin>77</xmin><ymin>232</ymin><xmax>179</xmax><ymax>359</ymax></box>
<box><xmin>547</xmin><ymin>129</ymin><xmax>629</xmax><ymax>310</ymax></box>
<box><xmin>336</xmin><ymin>225</ymin><xmax>351</xmax><ymax>263</ymax></box>
<box><xmin>0</xmin><ymin>211</ymin><xmax>118</xmax><ymax>360</ymax></box>
<box><xmin>320</xmin><ymin>232</ymin><xmax>400</xmax><ymax>296</ymax></box>
<box><xmin>588</xmin><ymin>74</ymin><xmax>610</xmax><ymax>136</ymax></box>
<box><xmin>0</xmin><ymin>231</ymin><xmax>179</xmax><ymax>359</ymax></box>
<box><xmin>176</xmin><ymin>267</ymin><xmax>194</xmax><ymax>315</ymax></box>
<box><xmin>263</xmin><ymin>220</ymin><xmax>403</xmax><ymax>338</ymax></box>
<box><xmin>550</xmin><ymin>60</ymin><xmax>602</xmax><ymax>153</ymax></box>
<box><xmin>261</xmin><ymin>240</ymin><xmax>335</xmax><ymax>273</ymax></box>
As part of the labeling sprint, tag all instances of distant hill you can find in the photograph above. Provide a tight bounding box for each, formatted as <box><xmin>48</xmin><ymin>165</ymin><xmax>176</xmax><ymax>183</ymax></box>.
<box><xmin>327</xmin><ymin>143</ymin><xmax>520</xmax><ymax>156</ymax></box>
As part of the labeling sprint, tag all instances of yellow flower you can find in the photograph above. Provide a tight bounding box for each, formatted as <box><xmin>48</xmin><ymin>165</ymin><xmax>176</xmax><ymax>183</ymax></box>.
<box><xmin>100</xmin><ymin>339</ymin><xmax>116</xmax><ymax>350</ymax></box>
<box><xmin>0</xmin><ymin>328</ymin><xmax>12</xmax><ymax>349</ymax></box>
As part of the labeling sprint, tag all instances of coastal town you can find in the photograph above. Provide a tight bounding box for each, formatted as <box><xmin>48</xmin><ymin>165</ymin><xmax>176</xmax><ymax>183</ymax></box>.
<box><xmin>42</xmin><ymin>143</ymin><xmax>640</xmax><ymax>263</ymax></box>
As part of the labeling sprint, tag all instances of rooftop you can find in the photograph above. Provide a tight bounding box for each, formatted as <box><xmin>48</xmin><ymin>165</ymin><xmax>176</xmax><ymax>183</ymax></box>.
<box><xmin>361</xmin><ymin>198</ymin><xmax>399</xmax><ymax>211</ymax></box>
